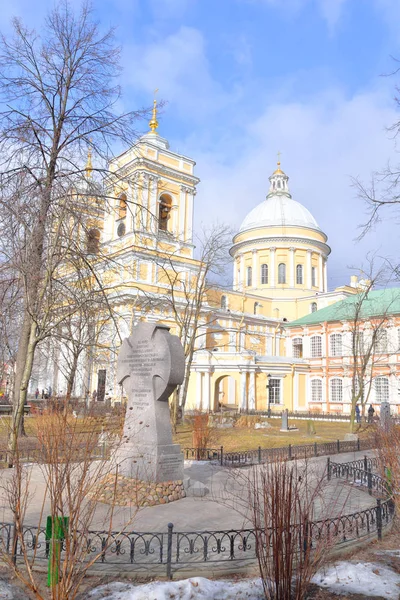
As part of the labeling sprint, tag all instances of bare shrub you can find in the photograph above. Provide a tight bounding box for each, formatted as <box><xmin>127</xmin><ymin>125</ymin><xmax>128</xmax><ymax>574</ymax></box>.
<box><xmin>248</xmin><ymin>460</ymin><xmax>334</xmax><ymax>600</ymax></box>
<box><xmin>190</xmin><ymin>411</ymin><xmax>217</xmax><ymax>458</ymax></box>
<box><xmin>0</xmin><ymin>404</ymin><xmax>137</xmax><ymax>600</ymax></box>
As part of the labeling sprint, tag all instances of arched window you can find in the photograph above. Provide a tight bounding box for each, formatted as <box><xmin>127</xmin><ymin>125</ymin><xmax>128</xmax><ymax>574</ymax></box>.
<box><xmin>292</xmin><ymin>337</ymin><xmax>303</xmax><ymax>358</ymax></box>
<box><xmin>310</xmin><ymin>302</ymin><xmax>317</xmax><ymax>313</ymax></box>
<box><xmin>247</xmin><ymin>266</ymin><xmax>252</xmax><ymax>286</ymax></box>
<box><xmin>310</xmin><ymin>335</ymin><xmax>322</xmax><ymax>358</ymax></box>
<box><xmin>87</xmin><ymin>228</ymin><xmax>100</xmax><ymax>254</ymax></box>
<box><xmin>118</xmin><ymin>193</ymin><xmax>127</xmax><ymax>220</ymax></box>
<box><xmin>375</xmin><ymin>377</ymin><xmax>389</xmax><ymax>402</ymax></box>
<box><xmin>330</xmin><ymin>333</ymin><xmax>342</xmax><ymax>357</ymax></box>
<box><xmin>261</xmin><ymin>264</ymin><xmax>268</xmax><ymax>284</ymax></box>
<box><xmin>221</xmin><ymin>295</ymin><xmax>227</xmax><ymax>310</ymax></box>
<box><xmin>330</xmin><ymin>378</ymin><xmax>343</xmax><ymax>402</ymax></box>
<box><xmin>311</xmin><ymin>266</ymin><xmax>317</xmax><ymax>287</ymax></box>
<box><xmin>296</xmin><ymin>264</ymin><xmax>303</xmax><ymax>285</ymax></box>
<box><xmin>158</xmin><ymin>194</ymin><xmax>172</xmax><ymax>232</ymax></box>
<box><xmin>311</xmin><ymin>379</ymin><xmax>322</xmax><ymax>402</ymax></box>
<box><xmin>278</xmin><ymin>263</ymin><xmax>286</xmax><ymax>284</ymax></box>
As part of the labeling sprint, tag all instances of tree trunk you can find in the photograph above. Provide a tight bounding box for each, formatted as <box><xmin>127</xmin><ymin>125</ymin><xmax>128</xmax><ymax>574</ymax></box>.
<box><xmin>8</xmin><ymin>321</ymin><xmax>38</xmax><ymax>465</ymax></box>
<box><xmin>11</xmin><ymin>312</ymin><xmax>32</xmax><ymax>438</ymax></box>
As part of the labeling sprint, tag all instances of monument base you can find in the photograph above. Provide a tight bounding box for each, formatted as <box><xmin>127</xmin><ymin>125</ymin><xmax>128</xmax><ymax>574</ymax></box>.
<box><xmin>96</xmin><ymin>474</ymin><xmax>186</xmax><ymax>507</ymax></box>
<box><xmin>116</xmin><ymin>443</ymin><xmax>184</xmax><ymax>482</ymax></box>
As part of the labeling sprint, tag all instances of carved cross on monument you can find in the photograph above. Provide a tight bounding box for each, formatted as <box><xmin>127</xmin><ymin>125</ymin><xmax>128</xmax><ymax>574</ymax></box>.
<box><xmin>116</xmin><ymin>322</ymin><xmax>185</xmax><ymax>482</ymax></box>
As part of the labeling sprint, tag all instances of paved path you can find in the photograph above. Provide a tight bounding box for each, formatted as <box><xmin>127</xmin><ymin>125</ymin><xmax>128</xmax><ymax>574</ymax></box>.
<box><xmin>0</xmin><ymin>449</ymin><xmax>377</xmax><ymax>533</ymax></box>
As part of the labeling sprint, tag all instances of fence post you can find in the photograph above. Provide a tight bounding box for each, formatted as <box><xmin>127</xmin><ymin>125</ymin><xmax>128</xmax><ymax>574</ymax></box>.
<box><xmin>357</xmin><ymin>438</ymin><xmax>360</xmax><ymax>452</ymax></box>
<box><xmin>258</xmin><ymin>446</ymin><xmax>261</xmax><ymax>464</ymax></box>
<box><xmin>336</xmin><ymin>439</ymin><xmax>340</xmax><ymax>454</ymax></box>
<box><xmin>327</xmin><ymin>457</ymin><xmax>331</xmax><ymax>481</ymax></box>
<box><xmin>11</xmin><ymin>523</ymin><xmax>17</xmax><ymax>566</ymax></box>
<box><xmin>166</xmin><ymin>523</ymin><xmax>174</xmax><ymax>580</ymax></box>
<box><xmin>220</xmin><ymin>446</ymin><xmax>224</xmax><ymax>466</ymax></box>
<box><xmin>314</xmin><ymin>442</ymin><xmax>317</xmax><ymax>457</ymax></box>
<box><xmin>364</xmin><ymin>455</ymin><xmax>368</xmax><ymax>473</ymax></box>
<box><xmin>368</xmin><ymin>467</ymin><xmax>372</xmax><ymax>496</ymax></box>
<box><xmin>287</xmin><ymin>444</ymin><xmax>291</xmax><ymax>460</ymax></box>
<box><xmin>376</xmin><ymin>499</ymin><xmax>382</xmax><ymax>541</ymax></box>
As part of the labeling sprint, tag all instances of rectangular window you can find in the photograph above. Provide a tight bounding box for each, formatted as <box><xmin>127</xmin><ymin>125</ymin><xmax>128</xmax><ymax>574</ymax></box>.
<box><xmin>310</xmin><ymin>336</ymin><xmax>322</xmax><ymax>358</ymax></box>
<box><xmin>375</xmin><ymin>377</ymin><xmax>389</xmax><ymax>402</ymax></box>
<box><xmin>311</xmin><ymin>379</ymin><xmax>322</xmax><ymax>402</ymax></box>
<box><xmin>269</xmin><ymin>378</ymin><xmax>281</xmax><ymax>404</ymax></box>
<box><xmin>374</xmin><ymin>330</ymin><xmax>388</xmax><ymax>354</ymax></box>
<box><xmin>292</xmin><ymin>338</ymin><xmax>303</xmax><ymax>358</ymax></box>
<box><xmin>311</xmin><ymin>266</ymin><xmax>317</xmax><ymax>287</ymax></box>
<box><xmin>330</xmin><ymin>334</ymin><xmax>342</xmax><ymax>357</ymax></box>
<box><xmin>330</xmin><ymin>378</ymin><xmax>343</xmax><ymax>402</ymax></box>
<box><xmin>97</xmin><ymin>369</ymin><xmax>106</xmax><ymax>402</ymax></box>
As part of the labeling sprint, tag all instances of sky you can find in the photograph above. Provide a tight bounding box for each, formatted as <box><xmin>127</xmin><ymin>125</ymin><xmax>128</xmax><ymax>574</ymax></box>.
<box><xmin>1</xmin><ymin>0</ymin><xmax>400</xmax><ymax>290</ymax></box>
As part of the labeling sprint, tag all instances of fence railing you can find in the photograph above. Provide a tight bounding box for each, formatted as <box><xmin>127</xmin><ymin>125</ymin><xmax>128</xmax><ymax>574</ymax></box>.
<box><xmin>0</xmin><ymin>456</ymin><xmax>394</xmax><ymax>578</ymax></box>
<box><xmin>185</xmin><ymin>437</ymin><xmax>375</xmax><ymax>466</ymax></box>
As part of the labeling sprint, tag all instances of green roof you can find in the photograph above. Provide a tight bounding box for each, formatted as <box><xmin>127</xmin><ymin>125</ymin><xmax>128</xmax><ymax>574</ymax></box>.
<box><xmin>287</xmin><ymin>288</ymin><xmax>400</xmax><ymax>328</ymax></box>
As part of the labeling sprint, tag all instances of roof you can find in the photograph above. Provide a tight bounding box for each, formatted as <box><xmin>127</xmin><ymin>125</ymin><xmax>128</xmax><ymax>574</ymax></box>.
<box><xmin>239</xmin><ymin>194</ymin><xmax>321</xmax><ymax>233</ymax></box>
<box><xmin>286</xmin><ymin>287</ymin><xmax>400</xmax><ymax>328</ymax></box>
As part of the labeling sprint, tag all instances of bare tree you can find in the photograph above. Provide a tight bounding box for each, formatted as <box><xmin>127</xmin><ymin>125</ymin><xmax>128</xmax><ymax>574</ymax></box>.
<box><xmin>0</xmin><ymin>1</ymin><xmax>142</xmax><ymax>458</ymax></box>
<box><xmin>155</xmin><ymin>223</ymin><xmax>232</xmax><ymax>419</ymax></box>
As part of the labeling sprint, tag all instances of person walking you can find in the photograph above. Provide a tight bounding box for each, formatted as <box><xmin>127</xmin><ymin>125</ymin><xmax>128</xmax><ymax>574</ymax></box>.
<box><xmin>368</xmin><ymin>404</ymin><xmax>375</xmax><ymax>424</ymax></box>
<box><xmin>35</xmin><ymin>388</ymin><xmax>39</xmax><ymax>400</ymax></box>
<box><xmin>355</xmin><ymin>404</ymin><xmax>361</xmax><ymax>424</ymax></box>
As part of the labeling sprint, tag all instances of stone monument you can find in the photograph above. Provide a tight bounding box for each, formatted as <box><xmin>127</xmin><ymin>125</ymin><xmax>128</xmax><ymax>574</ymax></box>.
<box><xmin>280</xmin><ymin>409</ymin><xmax>289</xmax><ymax>432</ymax></box>
<box><xmin>116</xmin><ymin>322</ymin><xmax>185</xmax><ymax>485</ymax></box>
<box><xmin>380</xmin><ymin>401</ymin><xmax>391</xmax><ymax>433</ymax></box>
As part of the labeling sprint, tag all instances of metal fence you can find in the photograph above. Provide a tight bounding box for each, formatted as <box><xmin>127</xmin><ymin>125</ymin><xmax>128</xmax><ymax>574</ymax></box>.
<box><xmin>0</xmin><ymin>456</ymin><xmax>394</xmax><ymax>578</ymax></box>
<box><xmin>185</xmin><ymin>437</ymin><xmax>375</xmax><ymax>466</ymax></box>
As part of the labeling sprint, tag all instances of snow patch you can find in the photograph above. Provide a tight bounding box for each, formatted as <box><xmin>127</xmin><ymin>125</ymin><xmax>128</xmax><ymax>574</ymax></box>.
<box><xmin>313</xmin><ymin>561</ymin><xmax>400</xmax><ymax>599</ymax></box>
<box><xmin>88</xmin><ymin>577</ymin><xmax>264</xmax><ymax>600</ymax></box>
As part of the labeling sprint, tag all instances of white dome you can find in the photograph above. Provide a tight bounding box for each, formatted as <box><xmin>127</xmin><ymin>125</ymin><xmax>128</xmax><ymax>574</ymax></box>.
<box><xmin>239</xmin><ymin>193</ymin><xmax>321</xmax><ymax>233</ymax></box>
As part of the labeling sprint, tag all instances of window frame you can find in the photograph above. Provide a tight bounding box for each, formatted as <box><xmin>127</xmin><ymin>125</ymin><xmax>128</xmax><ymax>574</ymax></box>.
<box><xmin>296</xmin><ymin>264</ymin><xmax>303</xmax><ymax>285</ymax></box>
<box><xmin>330</xmin><ymin>378</ymin><xmax>343</xmax><ymax>403</ymax></box>
<box><xmin>311</xmin><ymin>379</ymin><xmax>323</xmax><ymax>402</ymax></box>
<box><xmin>247</xmin><ymin>266</ymin><xmax>252</xmax><ymax>286</ymax></box>
<box><xmin>311</xmin><ymin>266</ymin><xmax>317</xmax><ymax>287</ymax></box>
<box><xmin>330</xmin><ymin>333</ymin><xmax>343</xmax><ymax>357</ymax></box>
<box><xmin>261</xmin><ymin>263</ymin><xmax>268</xmax><ymax>285</ymax></box>
<box><xmin>375</xmin><ymin>376</ymin><xmax>389</xmax><ymax>403</ymax></box>
<box><xmin>292</xmin><ymin>337</ymin><xmax>303</xmax><ymax>358</ymax></box>
<box><xmin>310</xmin><ymin>335</ymin><xmax>322</xmax><ymax>358</ymax></box>
<box><xmin>268</xmin><ymin>378</ymin><xmax>281</xmax><ymax>404</ymax></box>
<box><xmin>278</xmin><ymin>263</ymin><xmax>286</xmax><ymax>284</ymax></box>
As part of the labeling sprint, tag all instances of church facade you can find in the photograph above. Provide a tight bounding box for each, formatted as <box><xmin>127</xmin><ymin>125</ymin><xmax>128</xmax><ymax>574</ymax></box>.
<box><xmin>30</xmin><ymin>105</ymin><xmax>372</xmax><ymax>413</ymax></box>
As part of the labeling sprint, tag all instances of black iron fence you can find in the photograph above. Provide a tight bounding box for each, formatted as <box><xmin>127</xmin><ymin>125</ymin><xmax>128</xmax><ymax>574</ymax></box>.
<box><xmin>185</xmin><ymin>437</ymin><xmax>375</xmax><ymax>466</ymax></box>
<box><xmin>0</xmin><ymin>456</ymin><xmax>394</xmax><ymax>578</ymax></box>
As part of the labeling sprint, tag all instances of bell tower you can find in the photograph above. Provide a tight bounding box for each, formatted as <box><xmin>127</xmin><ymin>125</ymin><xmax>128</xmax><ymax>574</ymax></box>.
<box><xmin>105</xmin><ymin>98</ymin><xmax>200</xmax><ymax>259</ymax></box>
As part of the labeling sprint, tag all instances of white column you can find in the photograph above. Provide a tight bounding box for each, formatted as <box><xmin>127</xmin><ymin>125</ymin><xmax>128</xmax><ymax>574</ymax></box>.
<box><xmin>185</xmin><ymin>188</ymin><xmax>195</xmax><ymax>243</ymax></box>
<box><xmin>233</xmin><ymin>258</ymin><xmax>238</xmax><ymax>290</ymax></box>
<box><xmin>203</xmin><ymin>371</ymin><xmax>210</xmax><ymax>411</ymax></box>
<box><xmin>196</xmin><ymin>372</ymin><xmax>202</xmax><ymax>409</ymax></box>
<box><xmin>318</xmin><ymin>253</ymin><xmax>324</xmax><ymax>292</ymax></box>
<box><xmin>248</xmin><ymin>371</ymin><xmax>256</xmax><ymax>410</ymax></box>
<box><xmin>228</xmin><ymin>376</ymin><xmax>236</xmax><ymax>405</ymax></box>
<box><xmin>307</xmin><ymin>250</ymin><xmax>312</xmax><ymax>289</ymax></box>
<box><xmin>128</xmin><ymin>181</ymin><xmax>134</xmax><ymax>233</ymax></box>
<box><xmin>252</xmin><ymin>251</ymin><xmax>258</xmax><ymax>289</ymax></box>
<box><xmin>133</xmin><ymin>177</ymin><xmax>140</xmax><ymax>230</ymax></box>
<box><xmin>323</xmin><ymin>258</ymin><xmax>328</xmax><ymax>292</ymax></box>
<box><xmin>150</xmin><ymin>176</ymin><xmax>159</xmax><ymax>233</ymax></box>
<box><xmin>289</xmin><ymin>247</ymin><xmax>295</xmax><ymax>287</ymax></box>
<box><xmin>293</xmin><ymin>371</ymin><xmax>299</xmax><ymax>411</ymax></box>
<box><xmin>270</xmin><ymin>247</ymin><xmax>276</xmax><ymax>287</ymax></box>
<box><xmin>179</xmin><ymin>185</ymin><xmax>186</xmax><ymax>241</ymax></box>
<box><xmin>240</xmin><ymin>254</ymin><xmax>245</xmax><ymax>289</ymax></box>
<box><xmin>240</xmin><ymin>371</ymin><xmax>248</xmax><ymax>411</ymax></box>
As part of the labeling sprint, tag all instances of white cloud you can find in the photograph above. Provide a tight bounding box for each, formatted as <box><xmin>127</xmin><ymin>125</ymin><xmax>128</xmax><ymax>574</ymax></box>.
<box><xmin>124</xmin><ymin>26</ymin><xmax>230</xmax><ymax>120</ymax></box>
<box><xmin>184</xmin><ymin>82</ymin><xmax>400</xmax><ymax>288</ymax></box>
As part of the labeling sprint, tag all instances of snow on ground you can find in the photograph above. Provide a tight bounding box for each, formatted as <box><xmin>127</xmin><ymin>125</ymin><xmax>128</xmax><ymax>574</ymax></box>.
<box><xmin>88</xmin><ymin>577</ymin><xmax>265</xmax><ymax>600</ymax></box>
<box><xmin>0</xmin><ymin>580</ymin><xmax>28</xmax><ymax>599</ymax></box>
<box><xmin>312</xmin><ymin>562</ymin><xmax>400</xmax><ymax>599</ymax></box>
<box><xmin>88</xmin><ymin>561</ymin><xmax>400</xmax><ymax>599</ymax></box>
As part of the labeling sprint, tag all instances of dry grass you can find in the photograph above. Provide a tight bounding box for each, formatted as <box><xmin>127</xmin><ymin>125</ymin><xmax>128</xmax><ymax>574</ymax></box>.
<box><xmin>173</xmin><ymin>418</ymin><xmax>371</xmax><ymax>452</ymax></box>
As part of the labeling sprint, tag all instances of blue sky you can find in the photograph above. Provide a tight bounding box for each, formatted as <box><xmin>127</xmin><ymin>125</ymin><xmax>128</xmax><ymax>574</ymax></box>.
<box><xmin>2</xmin><ymin>0</ymin><xmax>400</xmax><ymax>289</ymax></box>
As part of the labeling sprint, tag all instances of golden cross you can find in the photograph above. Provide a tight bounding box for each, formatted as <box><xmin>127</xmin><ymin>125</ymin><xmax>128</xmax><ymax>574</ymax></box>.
<box><xmin>277</xmin><ymin>150</ymin><xmax>282</xmax><ymax>164</ymax></box>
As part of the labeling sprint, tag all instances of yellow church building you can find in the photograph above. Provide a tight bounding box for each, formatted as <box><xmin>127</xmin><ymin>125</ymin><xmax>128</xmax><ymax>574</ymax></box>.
<box><xmin>30</xmin><ymin>104</ymin><xmax>365</xmax><ymax>413</ymax></box>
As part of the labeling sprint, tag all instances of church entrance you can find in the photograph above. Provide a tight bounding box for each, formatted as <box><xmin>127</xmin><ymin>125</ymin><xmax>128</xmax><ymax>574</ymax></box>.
<box><xmin>213</xmin><ymin>375</ymin><xmax>237</xmax><ymax>412</ymax></box>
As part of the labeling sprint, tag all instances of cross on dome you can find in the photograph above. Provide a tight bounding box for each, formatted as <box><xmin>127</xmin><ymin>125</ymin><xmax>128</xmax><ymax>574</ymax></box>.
<box><xmin>268</xmin><ymin>155</ymin><xmax>290</xmax><ymax>196</ymax></box>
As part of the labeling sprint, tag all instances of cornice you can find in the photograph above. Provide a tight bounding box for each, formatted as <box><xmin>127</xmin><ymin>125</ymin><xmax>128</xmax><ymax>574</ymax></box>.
<box><xmin>112</xmin><ymin>157</ymin><xmax>200</xmax><ymax>187</ymax></box>
<box><xmin>230</xmin><ymin>236</ymin><xmax>331</xmax><ymax>258</ymax></box>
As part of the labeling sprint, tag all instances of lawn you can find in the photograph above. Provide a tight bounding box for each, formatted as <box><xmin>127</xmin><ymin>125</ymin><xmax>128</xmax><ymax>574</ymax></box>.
<box><xmin>173</xmin><ymin>418</ymin><xmax>371</xmax><ymax>453</ymax></box>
